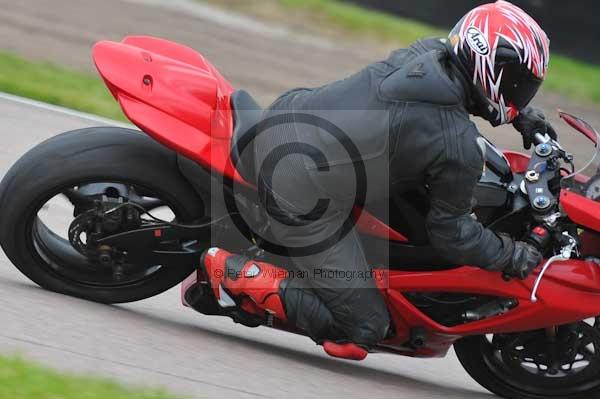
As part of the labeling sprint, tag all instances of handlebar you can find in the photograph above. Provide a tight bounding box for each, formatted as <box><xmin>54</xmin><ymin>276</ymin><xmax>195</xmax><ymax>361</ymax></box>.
<box><xmin>533</xmin><ymin>131</ymin><xmax>568</xmax><ymax>155</ymax></box>
<box><xmin>534</xmin><ymin>132</ymin><xmax>551</xmax><ymax>146</ymax></box>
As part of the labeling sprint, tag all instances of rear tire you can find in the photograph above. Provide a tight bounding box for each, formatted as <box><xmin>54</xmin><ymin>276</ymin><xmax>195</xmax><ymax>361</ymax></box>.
<box><xmin>0</xmin><ymin>127</ymin><xmax>206</xmax><ymax>303</ymax></box>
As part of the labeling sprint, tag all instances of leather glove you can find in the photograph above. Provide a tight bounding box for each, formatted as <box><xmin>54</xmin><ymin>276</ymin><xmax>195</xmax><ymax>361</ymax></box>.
<box><xmin>502</xmin><ymin>241</ymin><xmax>542</xmax><ymax>280</ymax></box>
<box><xmin>513</xmin><ymin>106</ymin><xmax>558</xmax><ymax>150</ymax></box>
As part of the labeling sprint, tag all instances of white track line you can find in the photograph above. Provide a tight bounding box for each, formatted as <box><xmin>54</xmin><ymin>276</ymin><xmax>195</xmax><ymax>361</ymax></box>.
<box><xmin>0</xmin><ymin>92</ymin><xmax>133</xmax><ymax>128</ymax></box>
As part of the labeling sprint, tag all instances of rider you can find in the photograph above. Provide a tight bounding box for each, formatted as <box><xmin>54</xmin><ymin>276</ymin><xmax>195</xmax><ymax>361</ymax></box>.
<box><xmin>202</xmin><ymin>1</ymin><xmax>551</xmax><ymax>360</ymax></box>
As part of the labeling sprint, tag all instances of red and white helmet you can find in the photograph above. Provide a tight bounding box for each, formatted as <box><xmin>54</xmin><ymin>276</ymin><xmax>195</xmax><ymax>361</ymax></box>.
<box><xmin>449</xmin><ymin>0</ymin><xmax>550</xmax><ymax>125</ymax></box>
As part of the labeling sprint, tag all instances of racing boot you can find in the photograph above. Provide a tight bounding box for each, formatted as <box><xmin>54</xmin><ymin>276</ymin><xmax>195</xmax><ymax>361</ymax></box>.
<box><xmin>201</xmin><ymin>247</ymin><xmax>288</xmax><ymax>323</ymax></box>
<box><xmin>322</xmin><ymin>341</ymin><xmax>368</xmax><ymax>361</ymax></box>
<box><xmin>201</xmin><ymin>248</ymin><xmax>370</xmax><ymax>360</ymax></box>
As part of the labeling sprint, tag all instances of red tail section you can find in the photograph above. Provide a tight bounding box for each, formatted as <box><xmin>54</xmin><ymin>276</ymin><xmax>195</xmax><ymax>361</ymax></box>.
<box><xmin>93</xmin><ymin>36</ymin><xmax>243</xmax><ymax>182</ymax></box>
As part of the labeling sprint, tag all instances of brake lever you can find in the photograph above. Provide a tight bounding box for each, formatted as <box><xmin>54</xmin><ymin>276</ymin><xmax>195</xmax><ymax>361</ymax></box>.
<box><xmin>530</xmin><ymin>232</ymin><xmax>577</xmax><ymax>303</ymax></box>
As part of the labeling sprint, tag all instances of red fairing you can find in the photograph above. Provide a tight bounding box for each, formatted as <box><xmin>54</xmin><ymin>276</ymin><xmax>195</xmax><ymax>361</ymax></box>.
<box><xmin>503</xmin><ymin>150</ymin><xmax>530</xmax><ymax>173</ymax></box>
<box><xmin>352</xmin><ymin>207</ymin><xmax>408</xmax><ymax>242</ymax></box>
<box><xmin>92</xmin><ymin>36</ymin><xmax>244</xmax><ymax>183</ymax></box>
<box><xmin>376</xmin><ymin>259</ymin><xmax>600</xmax><ymax>357</ymax></box>
<box><xmin>560</xmin><ymin>189</ymin><xmax>600</xmax><ymax>232</ymax></box>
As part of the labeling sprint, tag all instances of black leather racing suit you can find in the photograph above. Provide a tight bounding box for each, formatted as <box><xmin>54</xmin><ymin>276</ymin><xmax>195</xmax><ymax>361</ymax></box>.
<box><xmin>252</xmin><ymin>38</ymin><xmax>513</xmax><ymax>347</ymax></box>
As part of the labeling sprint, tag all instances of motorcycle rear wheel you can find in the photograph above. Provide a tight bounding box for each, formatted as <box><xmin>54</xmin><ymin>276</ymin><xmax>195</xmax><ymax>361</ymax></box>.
<box><xmin>455</xmin><ymin>319</ymin><xmax>600</xmax><ymax>399</ymax></box>
<box><xmin>0</xmin><ymin>127</ymin><xmax>207</xmax><ymax>303</ymax></box>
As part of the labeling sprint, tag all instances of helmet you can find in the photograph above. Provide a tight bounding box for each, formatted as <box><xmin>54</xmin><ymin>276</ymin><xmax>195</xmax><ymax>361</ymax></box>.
<box><xmin>449</xmin><ymin>0</ymin><xmax>550</xmax><ymax>126</ymax></box>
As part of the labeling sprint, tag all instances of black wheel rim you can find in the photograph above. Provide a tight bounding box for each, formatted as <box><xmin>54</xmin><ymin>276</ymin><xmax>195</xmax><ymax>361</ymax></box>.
<box><xmin>480</xmin><ymin>320</ymin><xmax>600</xmax><ymax>396</ymax></box>
<box><xmin>29</xmin><ymin>181</ymin><xmax>188</xmax><ymax>288</ymax></box>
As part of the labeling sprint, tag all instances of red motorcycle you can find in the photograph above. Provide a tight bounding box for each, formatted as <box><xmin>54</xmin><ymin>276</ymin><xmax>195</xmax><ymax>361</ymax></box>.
<box><xmin>2</xmin><ymin>36</ymin><xmax>600</xmax><ymax>399</ymax></box>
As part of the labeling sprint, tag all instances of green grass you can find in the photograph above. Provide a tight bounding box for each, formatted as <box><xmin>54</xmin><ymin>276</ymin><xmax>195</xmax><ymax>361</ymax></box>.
<box><xmin>545</xmin><ymin>56</ymin><xmax>600</xmax><ymax>104</ymax></box>
<box><xmin>205</xmin><ymin>0</ymin><xmax>600</xmax><ymax>106</ymax></box>
<box><xmin>279</xmin><ymin>0</ymin><xmax>445</xmax><ymax>43</ymax></box>
<box><xmin>0</xmin><ymin>355</ymin><xmax>180</xmax><ymax>399</ymax></box>
<box><xmin>0</xmin><ymin>51</ymin><xmax>126</xmax><ymax>121</ymax></box>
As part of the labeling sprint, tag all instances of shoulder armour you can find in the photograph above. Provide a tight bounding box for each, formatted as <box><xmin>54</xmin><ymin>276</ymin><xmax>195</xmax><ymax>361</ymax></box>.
<box><xmin>380</xmin><ymin>50</ymin><xmax>464</xmax><ymax>105</ymax></box>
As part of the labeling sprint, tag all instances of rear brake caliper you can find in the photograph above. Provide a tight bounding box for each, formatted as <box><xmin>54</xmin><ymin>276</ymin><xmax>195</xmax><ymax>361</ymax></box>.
<box><xmin>68</xmin><ymin>195</ymin><xmax>141</xmax><ymax>277</ymax></box>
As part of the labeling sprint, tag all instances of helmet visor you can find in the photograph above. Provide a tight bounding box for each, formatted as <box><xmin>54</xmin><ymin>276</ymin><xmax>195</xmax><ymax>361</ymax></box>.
<box><xmin>499</xmin><ymin>62</ymin><xmax>543</xmax><ymax>111</ymax></box>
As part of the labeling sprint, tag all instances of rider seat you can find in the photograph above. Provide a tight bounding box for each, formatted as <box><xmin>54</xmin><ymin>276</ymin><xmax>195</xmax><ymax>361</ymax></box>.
<box><xmin>230</xmin><ymin>90</ymin><xmax>263</xmax><ymax>183</ymax></box>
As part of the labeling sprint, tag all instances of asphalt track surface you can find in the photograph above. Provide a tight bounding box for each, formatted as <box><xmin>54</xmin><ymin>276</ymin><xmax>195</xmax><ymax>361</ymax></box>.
<box><xmin>0</xmin><ymin>1</ymin><xmax>599</xmax><ymax>398</ymax></box>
